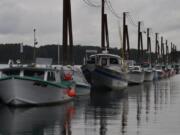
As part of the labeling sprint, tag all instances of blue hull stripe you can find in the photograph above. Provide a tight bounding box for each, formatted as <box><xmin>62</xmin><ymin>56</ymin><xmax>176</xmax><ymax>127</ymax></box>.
<box><xmin>94</xmin><ymin>68</ymin><xmax>126</xmax><ymax>82</ymax></box>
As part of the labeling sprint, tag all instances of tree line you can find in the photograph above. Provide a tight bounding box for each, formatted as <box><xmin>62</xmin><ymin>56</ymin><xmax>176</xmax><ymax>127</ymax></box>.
<box><xmin>0</xmin><ymin>43</ymin><xmax>178</xmax><ymax>65</ymax></box>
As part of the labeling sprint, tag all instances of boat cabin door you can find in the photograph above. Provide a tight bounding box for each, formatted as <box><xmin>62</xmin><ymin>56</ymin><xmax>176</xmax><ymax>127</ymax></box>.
<box><xmin>99</xmin><ymin>56</ymin><xmax>109</xmax><ymax>67</ymax></box>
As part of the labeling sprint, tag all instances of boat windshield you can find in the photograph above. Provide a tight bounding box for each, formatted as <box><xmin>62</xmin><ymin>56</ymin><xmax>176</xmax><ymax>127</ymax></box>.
<box><xmin>101</xmin><ymin>58</ymin><xmax>108</xmax><ymax>66</ymax></box>
<box><xmin>2</xmin><ymin>69</ymin><xmax>20</xmax><ymax>76</ymax></box>
<box><xmin>87</xmin><ymin>57</ymin><xmax>95</xmax><ymax>64</ymax></box>
<box><xmin>143</xmin><ymin>63</ymin><xmax>150</xmax><ymax>68</ymax></box>
<box><xmin>134</xmin><ymin>67</ymin><xmax>140</xmax><ymax>70</ymax></box>
<box><xmin>155</xmin><ymin>66</ymin><xmax>162</xmax><ymax>70</ymax></box>
<box><xmin>24</xmin><ymin>70</ymin><xmax>44</xmax><ymax>80</ymax></box>
<box><xmin>110</xmin><ymin>58</ymin><xmax>118</xmax><ymax>64</ymax></box>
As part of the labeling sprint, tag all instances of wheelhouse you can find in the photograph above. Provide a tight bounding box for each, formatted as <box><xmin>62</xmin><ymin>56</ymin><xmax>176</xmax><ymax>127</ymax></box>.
<box><xmin>0</xmin><ymin>67</ymin><xmax>61</xmax><ymax>82</ymax></box>
<box><xmin>89</xmin><ymin>53</ymin><xmax>123</xmax><ymax>67</ymax></box>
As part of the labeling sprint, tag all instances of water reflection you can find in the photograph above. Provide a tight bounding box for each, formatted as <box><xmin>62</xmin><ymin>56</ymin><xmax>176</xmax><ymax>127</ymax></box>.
<box><xmin>0</xmin><ymin>76</ymin><xmax>179</xmax><ymax>135</ymax></box>
<box><xmin>86</xmin><ymin>89</ymin><xmax>128</xmax><ymax>135</ymax></box>
<box><xmin>0</xmin><ymin>102</ymin><xmax>75</xmax><ymax>135</ymax></box>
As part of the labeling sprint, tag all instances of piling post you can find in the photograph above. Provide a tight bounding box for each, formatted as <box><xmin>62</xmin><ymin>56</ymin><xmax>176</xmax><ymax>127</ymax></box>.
<box><xmin>33</xmin><ymin>29</ymin><xmax>38</xmax><ymax>63</ymax></box>
<box><xmin>155</xmin><ymin>33</ymin><xmax>159</xmax><ymax>64</ymax></box>
<box><xmin>123</xmin><ymin>12</ymin><xmax>126</xmax><ymax>59</ymax></box>
<box><xmin>62</xmin><ymin>0</ymin><xmax>73</xmax><ymax>65</ymax></box>
<box><xmin>101</xmin><ymin>0</ymin><xmax>105</xmax><ymax>50</ymax></box>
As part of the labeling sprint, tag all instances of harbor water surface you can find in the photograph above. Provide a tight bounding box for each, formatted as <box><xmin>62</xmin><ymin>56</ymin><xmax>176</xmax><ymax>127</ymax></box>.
<box><xmin>0</xmin><ymin>75</ymin><xmax>180</xmax><ymax>135</ymax></box>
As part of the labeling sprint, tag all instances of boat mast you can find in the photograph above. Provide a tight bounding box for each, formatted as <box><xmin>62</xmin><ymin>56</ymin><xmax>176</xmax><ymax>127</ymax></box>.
<box><xmin>165</xmin><ymin>40</ymin><xmax>169</xmax><ymax>65</ymax></box>
<box><xmin>62</xmin><ymin>0</ymin><xmax>73</xmax><ymax>65</ymax></box>
<box><xmin>118</xmin><ymin>23</ymin><xmax>124</xmax><ymax>58</ymax></box>
<box><xmin>171</xmin><ymin>44</ymin><xmax>177</xmax><ymax>64</ymax></box>
<box><xmin>101</xmin><ymin>0</ymin><xmax>105</xmax><ymax>50</ymax></box>
<box><xmin>20</xmin><ymin>43</ymin><xmax>24</xmax><ymax>64</ymax></box>
<box><xmin>137</xmin><ymin>21</ymin><xmax>143</xmax><ymax>65</ymax></box>
<box><xmin>161</xmin><ymin>37</ymin><xmax>165</xmax><ymax>65</ymax></box>
<box><xmin>33</xmin><ymin>29</ymin><xmax>38</xmax><ymax>63</ymax></box>
<box><xmin>101</xmin><ymin>0</ymin><xmax>109</xmax><ymax>51</ymax></box>
<box><xmin>147</xmin><ymin>28</ymin><xmax>152</xmax><ymax>65</ymax></box>
<box><xmin>170</xmin><ymin>42</ymin><xmax>173</xmax><ymax>65</ymax></box>
<box><xmin>122</xmin><ymin>12</ymin><xmax>130</xmax><ymax>60</ymax></box>
<box><xmin>155</xmin><ymin>33</ymin><xmax>159</xmax><ymax>64</ymax></box>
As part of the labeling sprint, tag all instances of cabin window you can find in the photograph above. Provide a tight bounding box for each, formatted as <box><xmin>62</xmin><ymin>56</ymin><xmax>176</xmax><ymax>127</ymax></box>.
<box><xmin>101</xmin><ymin>58</ymin><xmax>108</xmax><ymax>66</ymax></box>
<box><xmin>24</xmin><ymin>70</ymin><xmax>44</xmax><ymax>79</ymax></box>
<box><xmin>110</xmin><ymin>58</ymin><xmax>118</xmax><ymax>64</ymax></box>
<box><xmin>3</xmin><ymin>69</ymin><xmax>20</xmax><ymax>76</ymax></box>
<box><xmin>134</xmin><ymin>67</ymin><xmax>139</xmax><ymax>70</ymax></box>
<box><xmin>47</xmin><ymin>72</ymin><xmax>55</xmax><ymax>81</ymax></box>
<box><xmin>87</xmin><ymin>57</ymin><xmax>95</xmax><ymax>64</ymax></box>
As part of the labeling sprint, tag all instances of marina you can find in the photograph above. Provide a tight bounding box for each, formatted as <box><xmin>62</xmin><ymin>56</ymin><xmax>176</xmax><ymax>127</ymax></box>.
<box><xmin>0</xmin><ymin>0</ymin><xmax>179</xmax><ymax>134</ymax></box>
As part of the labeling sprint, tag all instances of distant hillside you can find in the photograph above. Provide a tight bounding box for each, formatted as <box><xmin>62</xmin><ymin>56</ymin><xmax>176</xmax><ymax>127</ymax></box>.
<box><xmin>0</xmin><ymin>44</ymin><xmax>178</xmax><ymax>65</ymax></box>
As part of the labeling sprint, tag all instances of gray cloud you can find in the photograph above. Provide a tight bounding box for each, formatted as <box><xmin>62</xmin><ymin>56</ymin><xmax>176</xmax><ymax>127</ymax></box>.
<box><xmin>0</xmin><ymin>0</ymin><xmax>179</xmax><ymax>50</ymax></box>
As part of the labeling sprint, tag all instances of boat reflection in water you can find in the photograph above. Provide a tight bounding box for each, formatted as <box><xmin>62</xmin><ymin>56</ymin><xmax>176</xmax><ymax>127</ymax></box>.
<box><xmin>74</xmin><ymin>79</ymin><xmax>172</xmax><ymax>135</ymax></box>
<box><xmin>0</xmin><ymin>102</ymin><xmax>75</xmax><ymax>135</ymax></box>
<box><xmin>0</xmin><ymin>77</ymin><xmax>176</xmax><ymax>135</ymax></box>
<box><xmin>83</xmin><ymin>88</ymin><xmax>129</xmax><ymax>135</ymax></box>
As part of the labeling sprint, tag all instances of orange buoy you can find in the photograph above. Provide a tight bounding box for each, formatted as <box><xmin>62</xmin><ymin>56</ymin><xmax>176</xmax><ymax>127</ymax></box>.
<box><xmin>67</xmin><ymin>88</ymin><xmax>76</xmax><ymax>97</ymax></box>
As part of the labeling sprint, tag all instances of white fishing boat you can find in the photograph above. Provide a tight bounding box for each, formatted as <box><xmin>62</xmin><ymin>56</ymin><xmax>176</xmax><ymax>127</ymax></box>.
<box><xmin>82</xmin><ymin>51</ymin><xmax>128</xmax><ymax>90</ymax></box>
<box><xmin>144</xmin><ymin>68</ymin><xmax>154</xmax><ymax>81</ymax></box>
<box><xmin>143</xmin><ymin>63</ymin><xmax>154</xmax><ymax>81</ymax></box>
<box><xmin>127</xmin><ymin>65</ymin><xmax>144</xmax><ymax>84</ymax></box>
<box><xmin>0</xmin><ymin>64</ymin><xmax>76</xmax><ymax>106</ymax></box>
<box><xmin>153</xmin><ymin>65</ymin><xmax>165</xmax><ymax>79</ymax></box>
<box><xmin>126</xmin><ymin>60</ymin><xmax>144</xmax><ymax>84</ymax></box>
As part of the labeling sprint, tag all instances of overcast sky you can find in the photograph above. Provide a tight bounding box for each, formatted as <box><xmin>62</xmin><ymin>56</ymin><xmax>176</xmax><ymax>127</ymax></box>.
<box><xmin>0</xmin><ymin>0</ymin><xmax>179</xmax><ymax>51</ymax></box>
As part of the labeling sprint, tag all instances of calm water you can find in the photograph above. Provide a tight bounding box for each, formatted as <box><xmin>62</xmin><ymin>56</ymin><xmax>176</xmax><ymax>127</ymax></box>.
<box><xmin>0</xmin><ymin>75</ymin><xmax>180</xmax><ymax>135</ymax></box>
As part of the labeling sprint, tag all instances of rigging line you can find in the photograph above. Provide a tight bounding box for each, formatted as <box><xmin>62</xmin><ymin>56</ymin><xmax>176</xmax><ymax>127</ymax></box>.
<box><xmin>127</xmin><ymin>14</ymin><xmax>138</xmax><ymax>27</ymax></box>
<box><xmin>139</xmin><ymin>21</ymin><xmax>147</xmax><ymax>33</ymax></box>
<box><xmin>89</xmin><ymin>0</ymin><xmax>101</xmax><ymax>6</ymax></box>
<box><xmin>87</xmin><ymin>0</ymin><xmax>101</xmax><ymax>7</ymax></box>
<box><xmin>127</xmin><ymin>15</ymin><xmax>137</xmax><ymax>27</ymax></box>
<box><xmin>82</xmin><ymin>0</ymin><xmax>100</xmax><ymax>7</ymax></box>
<box><xmin>127</xmin><ymin>13</ymin><xmax>138</xmax><ymax>27</ymax></box>
<box><xmin>105</xmin><ymin>0</ymin><xmax>122</xmax><ymax>19</ymax></box>
<box><xmin>107</xmin><ymin>0</ymin><xmax>123</xmax><ymax>19</ymax></box>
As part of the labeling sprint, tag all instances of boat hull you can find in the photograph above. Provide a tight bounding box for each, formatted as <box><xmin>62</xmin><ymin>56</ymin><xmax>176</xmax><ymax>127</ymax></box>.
<box><xmin>76</xmin><ymin>83</ymin><xmax>91</xmax><ymax>96</ymax></box>
<box><xmin>92</xmin><ymin>67</ymin><xmax>128</xmax><ymax>90</ymax></box>
<box><xmin>0</xmin><ymin>77</ymin><xmax>72</xmax><ymax>106</ymax></box>
<box><xmin>144</xmin><ymin>71</ymin><xmax>154</xmax><ymax>81</ymax></box>
<box><xmin>127</xmin><ymin>71</ymin><xmax>144</xmax><ymax>84</ymax></box>
<box><xmin>153</xmin><ymin>71</ymin><xmax>158</xmax><ymax>80</ymax></box>
<box><xmin>81</xmin><ymin>64</ymin><xmax>96</xmax><ymax>84</ymax></box>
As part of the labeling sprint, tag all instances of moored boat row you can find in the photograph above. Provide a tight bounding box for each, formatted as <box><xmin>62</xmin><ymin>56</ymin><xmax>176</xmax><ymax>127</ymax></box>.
<box><xmin>82</xmin><ymin>51</ymin><xmax>178</xmax><ymax>91</ymax></box>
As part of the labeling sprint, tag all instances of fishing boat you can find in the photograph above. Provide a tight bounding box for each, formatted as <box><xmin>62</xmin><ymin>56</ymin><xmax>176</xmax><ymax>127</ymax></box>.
<box><xmin>143</xmin><ymin>63</ymin><xmax>154</xmax><ymax>81</ymax></box>
<box><xmin>154</xmin><ymin>65</ymin><xmax>165</xmax><ymax>79</ymax></box>
<box><xmin>144</xmin><ymin>68</ymin><xmax>154</xmax><ymax>81</ymax></box>
<box><xmin>60</xmin><ymin>65</ymin><xmax>91</xmax><ymax>96</ymax></box>
<box><xmin>127</xmin><ymin>65</ymin><xmax>144</xmax><ymax>84</ymax></box>
<box><xmin>126</xmin><ymin>60</ymin><xmax>144</xmax><ymax>84</ymax></box>
<box><xmin>174</xmin><ymin>64</ymin><xmax>179</xmax><ymax>74</ymax></box>
<box><xmin>0</xmin><ymin>64</ymin><xmax>76</xmax><ymax>106</ymax></box>
<box><xmin>83</xmin><ymin>50</ymin><xmax>128</xmax><ymax>90</ymax></box>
